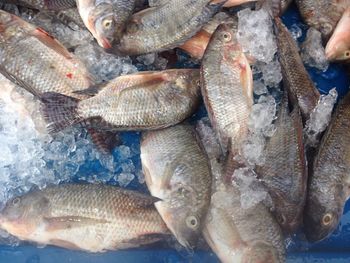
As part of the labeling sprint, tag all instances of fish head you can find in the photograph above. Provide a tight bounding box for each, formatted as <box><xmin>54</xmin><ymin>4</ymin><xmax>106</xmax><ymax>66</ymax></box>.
<box><xmin>117</xmin><ymin>19</ymin><xmax>144</xmax><ymax>55</ymax></box>
<box><xmin>325</xmin><ymin>39</ymin><xmax>350</xmax><ymax>61</ymax></box>
<box><xmin>242</xmin><ymin>241</ymin><xmax>281</xmax><ymax>263</ymax></box>
<box><xmin>0</xmin><ymin>192</ymin><xmax>50</xmax><ymax>238</ymax></box>
<box><xmin>88</xmin><ymin>3</ymin><xmax>116</xmax><ymax>49</ymax></box>
<box><xmin>303</xmin><ymin>183</ymin><xmax>345</xmax><ymax>242</ymax></box>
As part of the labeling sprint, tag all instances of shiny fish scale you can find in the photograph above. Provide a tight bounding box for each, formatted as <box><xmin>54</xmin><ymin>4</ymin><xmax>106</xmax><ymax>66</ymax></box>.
<box><xmin>78</xmin><ymin>70</ymin><xmax>199</xmax><ymax>130</ymax></box>
<box><xmin>119</xmin><ymin>0</ymin><xmax>220</xmax><ymax>54</ymax></box>
<box><xmin>275</xmin><ymin>18</ymin><xmax>320</xmax><ymax>120</ymax></box>
<box><xmin>39</xmin><ymin>184</ymin><xmax>168</xmax><ymax>251</ymax></box>
<box><xmin>304</xmin><ymin>92</ymin><xmax>350</xmax><ymax>241</ymax></box>
<box><xmin>13</xmin><ymin>0</ymin><xmax>76</xmax><ymax>10</ymax></box>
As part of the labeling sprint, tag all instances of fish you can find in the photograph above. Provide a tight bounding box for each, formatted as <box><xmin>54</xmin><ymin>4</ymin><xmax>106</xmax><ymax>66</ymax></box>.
<box><xmin>3</xmin><ymin>0</ymin><xmax>76</xmax><ymax>10</ymax></box>
<box><xmin>76</xmin><ymin>0</ymin><xmax>136</xmax><ymax>48</ymax></box>
<box><xmin>196</xmin><ymin>122</ymin><xmax>285</xmax><ymax>263</ymax></box>
<box><xmin>200</xmin><ymin>22</ymin><xmax>253</xmax><ymax>155</ymax></box>
<box><xmin>179</xmin><ymin>12</ymin><xmax>235</xmax><ymax>59</ymax></box>
<box><xmin>140</xmin><ymin>124</ymin><xmax>212</xmax><ymax>248</ymax></box>
<box><xmin>41</xmin><ymin>69</ymin><xmax>201</xmax><ymax>133</ymax></box>
<box><xmin>0</xmin><ymin>183</ymin><xmax>170</xmax><ymax>252</ymax></box>
<box><xmin>255</xmin><ymin>90</ymin><xmax>307</xmax><ymax>233</ymax></box>
<box><xmin>117</xmin><ymin>0</ymin><xmax>228</xmax><ymax>55</ymax></box>
<box><xmin>304</xmin><ymin>91</ymin><xmax>350</xmax><ymax>242</ymax></box>
<box><xmin>274</xmin><ymin>17</ymin><xmax>320</xmax><ymax>121</ymax></box>
<box><xmin>295</xmin><ymin>0</ymin><xmax>350</xmax><ymax>39</ymax></box>
<box><xmin>0</xmin><ymin>10</ymin><xmax>94</xmax><ymax>99</ymax></box>
<box><xmin>325</xmin><ymin>7</ymin><xmax>350</xmax><ymax>62</ymax></box>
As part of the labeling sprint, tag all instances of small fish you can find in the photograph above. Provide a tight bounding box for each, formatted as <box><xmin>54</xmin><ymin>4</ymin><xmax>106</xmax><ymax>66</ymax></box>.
<box><xmin>0</xmin><ymin>10</ymin><xmax>94</xmax><ymax>99</ymax></box>
<box><xmin>304</xmin><ymin>91</ymin><xmax>350</xmax><ymax>242</ymax></box>
<box><xmin>295</xmin><ymin>0</ymin><xmax>350</xmax><ymax>39</ymax></box>
<box><xmin>4</xmin><ymin>0</ymin><xmax>76</xmax><ymax>10</ymax></box>
<box><xmin>274</xmin><ymin>17</ymin><xmax>320</xmax><ymax>121</ymax></box>
<box><xmin>117</xmin><ymin>0</ymin><xmax>228</xmax><ymax>55</ymax></box>
<box><xmin>141</xmin><ymin>124</ymin><xmax>212</xmax><ymax>248</ymax></box>
<box><xmin>201</xmin><ymin>22</ymin><xmax>253</xmax><ymax>154</ymax></box>
<box><xmin>325</xmin><ymin>7</ymin><xmax>350</xmax><ymax>62</ymax></box>
<box><xmin>179</xmin><ymin>12</ymin><xmax>235</xmax><ymax>59</ymax></box>
<box><xmin>76</xmin><ymin>0</ymin><xmax>135</xmax><ymax>48</ymax></box>
<box><xmin>41</xmin><ymin>69</ymin><xmax>200</xmax><ymax>133</ymax></box>
<box><xmin>256</xmin><ymin>91</ymin><xmax>307</xmax><ymax>233</ymax></box>
<box><xmin>0</xmin><ymin>184</ymin><xmax>169</xmax><ymax>252</ymax></box>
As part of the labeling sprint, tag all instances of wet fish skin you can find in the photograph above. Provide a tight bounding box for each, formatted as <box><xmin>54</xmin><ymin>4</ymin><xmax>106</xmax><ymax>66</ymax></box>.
<box><xmin>0</xmin><ymin>184</ymin><xmax>169</xmax><ymax>252</ymax></box>
<box><xmin>295</xmin><ymin>0</ymin><xmax>350</xmax><ymax>39</ymax></box>
<box><xmin>117</xmin><ymin>0</ymin><xmax>227</xmax><ymax>55</ymax></box>
<box><xmin>0</xmin><ymin>10</ymin><xmax>94</xmax><ymax>99</ymax></box>
<box><xmin>325</xmin><ymin>7</ymin><xmax>350</xmax><ymax>62</ymax></box>
<box><xmin>200</xmin><ymin>22</ymin><xmax>253</xmax><ymax>154</ymax></box>
<box><xmin>256</xmin><ymin>91</ymin><xmax>307</xmax><ymax>233</ymax></box>
<box><xmin>141</xmin><ymin>124</ymin><xmax>212</xmax><ymax>248</ymax></box>
<box><xmin>4</xmin><ymin>0</ymin><xmax>76</xmax><ymax>10</ymax></box>
<box><xmin>274</xmin><ymin>17</ymin><xmax>320</xmax><ymax>121</ymax></box>
<box><xmin>41</xmin><ymin>69</ymin><xmax>201</xmax><ymax>133</ymax></box>
<box><xmin>304</xmin><ymin>91</ymin><xmax>350</xmax><ymax>242</ymax></box>
<box><xmin>77</xmin><ymin>0</ymin><xmax>136</xmax><ymax>49</ymax></box>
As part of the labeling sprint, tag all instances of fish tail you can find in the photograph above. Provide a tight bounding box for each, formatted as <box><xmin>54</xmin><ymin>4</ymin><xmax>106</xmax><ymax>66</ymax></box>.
<box><xmin>40</xmin><ymin>92</ymin><xmax>84</xmax><ymax>133</ymax></box>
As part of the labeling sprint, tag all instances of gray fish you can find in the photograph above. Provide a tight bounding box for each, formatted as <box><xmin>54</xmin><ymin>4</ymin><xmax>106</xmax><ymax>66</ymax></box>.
<box><xmin>3</xmin><ymin>0</ymin><xmax>76</xmax><ymax>10</ymax></box>
<box><xmin>41</xmin><ymin>69</ymin><xmax>200</xmax><ymax>133</ymax></box>
<box><xmin>0</xmin><ymin>184</ymin><xmax>169</xmax><ymax>252</ymax></box>
<box><xmin>117</xmin><ymin>0</ymin><xmax>228</xmax><ymax>55</ymax></box>
<box><xmin>141</xmin><ymin>124</ymin><xmax>212</xmax><ymax>248</ymax></box>
<box><xmin>200</xmin><ymin>22</ymin><xmax>253</xmax><ymax>154</ymax></box>
<box><xmin>304</xmin><ymin>91</ymin><xmax>350</xmax><ymax>242</ymax></box>
<box><xmin>275</xmin><ymin>17</ymin><xmax>320</xmax><ymax>121</ymax></box>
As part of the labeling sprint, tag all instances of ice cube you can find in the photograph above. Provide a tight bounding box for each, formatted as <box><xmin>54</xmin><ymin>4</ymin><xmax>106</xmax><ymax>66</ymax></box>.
<box><xmin>254</xmin><ymin>80</ymin><xmax>268</xmax><ymax>95</ymax></box>
<box><xmin>301</xmin><ymin>28</ymin><xmax>329</xmax><ymax>72</ymax></box>
<box><xmin>290</xmin><ymin>24</ymin><xmax>303</xmax><ymax>40</ymax></box>
<box><xmin>117</xmin><ymin>173</ymin><xmax>135</xmax><ymax>187</ymax></box>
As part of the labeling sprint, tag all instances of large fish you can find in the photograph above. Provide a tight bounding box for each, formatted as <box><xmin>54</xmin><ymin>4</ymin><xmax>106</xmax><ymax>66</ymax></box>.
<box><xmin>117</xmin><ymin>0</ymin><xmax>228</xmax><ymax>55</ymax></box>
<box><xmin>0</xmin><ymin>184</ymin><xmax>169</xmax><ymax>252</ymax></box>
<box><xmin>196</xmin><ymin>122</ymin><xmax>285</xmax><ymax>263</ymax></box>
<box><xmin>304</xmin><ymin>91</ymin><xmax>350</xmax><ymax>242</ymax></box>
<box><xmin>0</xmin><ymin>10</ymin><xmax>94</xmax><ymax>99</ymax></box>
<box><xmin>256</xmin><ymin>91</ymin><xmax>307</xmax><ymax>233</ymax></box>
<box><xmin>41</xmin><ymin>69</ymin><xmax>200</xmax><ymax>133</ymax></box>
<box><xmin>140</xmin><ymin>124</ymin><xmax>212</xmax><ymax>248</ymax></box>
<box><xmin>200</xmin><ymin>22</ymin><xmax>253</xmax><ymax>154</ymax></box>
<box><xmin>325</xmin><ymin>7</ymin><xmax>350</xmax><ymax>62</ymax></box>
<box><xmin>3</xmin><ymin>0</ymin><xmax>76</xmax><ymax>10</ymax></box>
<box><xmin>274</xmin><ymin>17</ymin><xmax>320</xmax><ymax>121</ymax></box>
<box><xmin>76</xmin><ymin>0</ymin><xmax>135</xmax><ymax>48</ymax></box>
<box><xmin>295</xmin><ymin>0</ymin><xmax>350</xmax><ymax>39</ymax></box>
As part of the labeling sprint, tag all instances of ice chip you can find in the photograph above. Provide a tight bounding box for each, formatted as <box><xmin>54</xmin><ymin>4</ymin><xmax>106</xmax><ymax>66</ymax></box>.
<box><xmin>117</xmin><ymin>173</ymin><xmax>135</xmax><ymax>187</ymax></box>
<box><xmin>254</xmin><ymin>80</ymin><xmax>268</xmax><ymax>95</ymax></box>
<box><xmin>290</xmin><ymin>24</ymin><xmax>303</xmax><ymax>40</ymax></box>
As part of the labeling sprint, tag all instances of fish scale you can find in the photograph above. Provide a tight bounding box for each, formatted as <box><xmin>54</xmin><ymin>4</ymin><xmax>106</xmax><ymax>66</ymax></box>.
<box><xmin>304</xmin><ymin>91</ymin><xmax>350</xmax><ymax>242</ymax></box>
<box><xmin>7</xmin><ymin>0</ymin><xmax>76</xmax><ymax>10</ymax></box>
<box><xmin>0</xmin><ymin>184</ymin><xmax>169</xmax><ymax>252</ymax></box>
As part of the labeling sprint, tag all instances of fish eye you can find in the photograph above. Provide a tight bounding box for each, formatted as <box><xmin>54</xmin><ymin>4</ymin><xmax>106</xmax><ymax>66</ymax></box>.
<box><xmin>222</xmin><ymin>32</ymin><xmax>232</xmax><ymax>42</ymax></box>
<box><xmin>345</xmin><ymin>51</ymin><xmax>350</xmax><ymax>58</ymax></box>
<box><xmin>186</xmin><ymin>216</ymin><xmax>199</xmax><ymax>229</ymax></box>
<box><xmin>12</xmin><ymin>197</ymin><xmax>20</xmax><ymax>206</ymax></box>
<box><xmin>102</xmin><ymin>18</ymin><xmax>113</xmax><ymax>29</ymax></box>
<box><xmin>322</xmin><ymin>213</ymin><xmax>333</xmax><ymax>226</ymax></box>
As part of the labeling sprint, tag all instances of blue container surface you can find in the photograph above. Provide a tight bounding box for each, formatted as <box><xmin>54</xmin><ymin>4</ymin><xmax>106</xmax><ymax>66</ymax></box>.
<box><xmin>0</xmin><ymin>3</ymin><xmax>349</xmax><ymax>263</ymax></box>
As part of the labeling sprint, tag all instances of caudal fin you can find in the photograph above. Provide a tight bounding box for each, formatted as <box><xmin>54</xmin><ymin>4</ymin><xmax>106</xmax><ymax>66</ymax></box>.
<box><xmin>40</xmin><ymin>92</ymin><xmax>84</xmax><ymax>133</ymax></box>
<box><xmin>87</xmin><ymin>128</ymin><xmax>121</xmax><ymax>154</ymax></box>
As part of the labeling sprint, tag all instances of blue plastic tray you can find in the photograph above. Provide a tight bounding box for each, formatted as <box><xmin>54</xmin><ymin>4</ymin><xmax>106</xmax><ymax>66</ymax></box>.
<box><xmin>0</xmin><ymin>3</ymin><xmax>349</xmax><ymax>262</ymax></box>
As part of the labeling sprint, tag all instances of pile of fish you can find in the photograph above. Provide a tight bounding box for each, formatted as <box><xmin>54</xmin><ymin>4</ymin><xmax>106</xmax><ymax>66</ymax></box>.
<box><xmin>0</xmin><ymin>0</ymin><xmax>349</xmax><ymax>262</ymax></box>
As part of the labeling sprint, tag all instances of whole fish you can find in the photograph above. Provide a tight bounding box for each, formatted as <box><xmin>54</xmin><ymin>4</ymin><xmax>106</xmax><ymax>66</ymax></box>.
<box><xmin>274</xmin><ymin>17</ymin><xmax>320</xmax><ymax>121</ymax></box>
<box><xmin>179</xmin><ymin>12</ymin><xmax>235</xmax><ymax>59</ymax></box>
<box><xmin>0</xmin><ymin>184</ymin><xmax>169</xmax><ymax>252</ymax></box>
<box><xmin>200</xmin><ymin>22</ymin><xmax>253</xmax><ymax>154</ymax></box>
<box><xmin>4</xmin><ymin>0</ymin><xmax>76</xmax><ymax>10</ymax></box>
<box><xmin>140</xmin><ymin>124</ymin><xmax>211</xmax><ymax>248</ymax></box>
<box><xmin>304</xmin><ymin>91</ymin><xmax>350</xmax><ymax>242</ymax></box>
<box><xmin>0</xmin><ymin>10</ymin><xmax>94</xmax><ymax>99</ymax></box>
<box><xmin>196</xmin><ymin>122</ymin><xmax>285</xmax><ymax>263</ymax></box>
<box><xmin>325</xmin><ymin>7</ymin><xmax>350</xmax><ymax>62</ymax></box>
<box><xmin>295</xmin><ymin>0</ymin><xmax>350</xmax><ymax>39</ymax></box>
<box><xmin>256</xmin><ymin>91</ymin><xmax>307</xmax><ymax>233</ymax></box>
<box><xmin>117</xmin><ymin>0</ymin><xmax>228</xmax><ymax>55</ymax></box>
<box><xmin>76</xmin><ymin>0</ymin><xmax>136</xmax><ymax>48</ymax></box>
<box><xmin>41</xmin><ymin>69</ymin><xmax>200</xmax><ymax>133</ymax></box>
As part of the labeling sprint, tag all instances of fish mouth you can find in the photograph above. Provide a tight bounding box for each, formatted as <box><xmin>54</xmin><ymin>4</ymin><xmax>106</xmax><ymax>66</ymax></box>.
<box><xmin>97</xmin><ymin>37</ymin><xmax>112</xmax><ymax>49</ymax></box>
